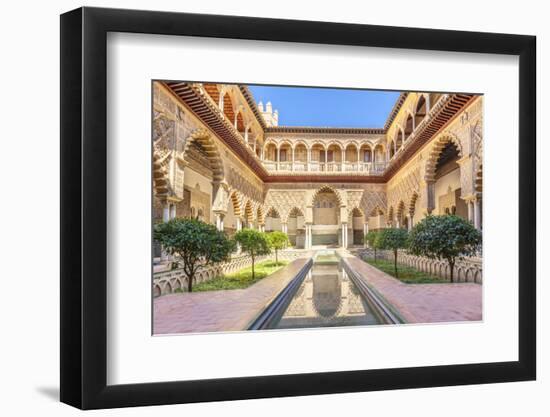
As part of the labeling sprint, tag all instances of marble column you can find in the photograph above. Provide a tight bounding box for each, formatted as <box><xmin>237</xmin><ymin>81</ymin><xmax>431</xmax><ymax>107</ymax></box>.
<box><xmin>215</xmin><ymin>212</ymin><xmax>225</xmax><ymax>231</ymax></box>
<box><xmin>305</xmin><ymin>223</ymin><xmax>312</xmax><ymax>249</ymax></box>
<box><xmin>162</xmin><ymin>203</ymin><xmax>170</xmax><ymax>223</ymax></box>
<box><xmin>281</xmin><ymin>223</ymin><xmax>288</xmax><ymax>235</ymax></box>
<box><xmin>345</xmin><ymin>225</ymin><xmax>349</xmax><ymax>248</ymax></box>
<box><xmin>363</xmin><ymin>223</ymin><xmax>369</xmax><ymax>248</ymax></box>
<box><xmin>473</xmin><ymin>199</ymin><xmax>482</xmax><ymax>230</ymax></box>
<box><xmin>341</xmin><ymin>223</ymin><xmax>347</xmax><ymax>248</ymax></box>
<box><xmin>467</xmin><ymin>201</ymin><xmax>474</xmax><ymax>224</ymax></box>
<box><xmin>170</xmin><ymin>203</ymin><xmax>176</xmax><ymax>220</ymax></box>
<box><xmin>236</xmin><ymin>218</ymin><xmax>243</xmax><ymax>253</ymax></box>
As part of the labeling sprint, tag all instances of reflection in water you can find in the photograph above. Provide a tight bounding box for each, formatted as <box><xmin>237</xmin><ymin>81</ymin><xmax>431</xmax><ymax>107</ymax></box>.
<box><xmin>272</xmin><ymin>260</ymin><xmax>381</xmax><ymax>329</ymax></box>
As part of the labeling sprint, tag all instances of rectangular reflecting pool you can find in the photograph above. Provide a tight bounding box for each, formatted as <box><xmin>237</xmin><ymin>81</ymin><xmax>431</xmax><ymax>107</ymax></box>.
<box><xmin>270</xmin><ymin>257</ymin><xmax>382</xmax><ymax>329</ymax></box>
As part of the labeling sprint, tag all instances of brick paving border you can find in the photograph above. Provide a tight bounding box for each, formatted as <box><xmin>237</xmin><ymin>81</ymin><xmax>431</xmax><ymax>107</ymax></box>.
<box><xmin>153</xmin><ymin>256</ymin><xmax>311</xmax><ymax>334</ymax></box>
<box><xmin>342</xmin><ymin>253</ymin><xmax>482</xmax><ymax>323</ymax></box>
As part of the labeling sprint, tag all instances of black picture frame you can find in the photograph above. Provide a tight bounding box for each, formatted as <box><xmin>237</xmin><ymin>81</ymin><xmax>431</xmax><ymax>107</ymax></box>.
<box><xmin>60</xmin><ymin>6</ymin><xmax>536</xmax><ymax>410</ymax></box>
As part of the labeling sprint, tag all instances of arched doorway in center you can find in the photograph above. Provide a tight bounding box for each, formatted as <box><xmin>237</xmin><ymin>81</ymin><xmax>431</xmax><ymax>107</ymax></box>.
<box><xmin>312</xmin><ymin>187</ymin><xmax>341</xmax><ymax>246</ymax></box>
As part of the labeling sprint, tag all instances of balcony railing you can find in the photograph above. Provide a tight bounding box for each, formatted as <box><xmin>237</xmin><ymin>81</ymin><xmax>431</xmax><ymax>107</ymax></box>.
<box><xmin>261</xmin><ymin>160</ymin><xmax>387</xmax><ymax>175</ymax></box>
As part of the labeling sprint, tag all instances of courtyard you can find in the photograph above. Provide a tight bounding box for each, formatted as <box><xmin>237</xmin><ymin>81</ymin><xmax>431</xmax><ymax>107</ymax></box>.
<box><xmin>152</xmin><ymin>81</ymin><xmax>483</xmax><ymax>334</ymax></box>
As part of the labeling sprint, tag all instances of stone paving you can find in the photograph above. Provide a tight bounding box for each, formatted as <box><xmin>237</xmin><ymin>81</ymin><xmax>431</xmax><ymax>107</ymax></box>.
<box><xmin>342</xmin><ymin>253</ymin><xmax>482</xmax><ymax>323</ymax></box>
<box><xmin>154</xmin><ymin>251</ymin><xmax>482</xmax><ymax>334</ymax></box>
<box><xmin>154</xmin><ymin>257</ymin><xmax>310</xmax><ymax>334</ymax></box>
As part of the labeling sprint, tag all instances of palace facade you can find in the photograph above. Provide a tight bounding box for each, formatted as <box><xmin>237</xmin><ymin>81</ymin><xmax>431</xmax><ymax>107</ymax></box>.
<box><xmin>153</xmin><ymin>81</ymin><xmax>483</xmax><ymax>251</ymax></box>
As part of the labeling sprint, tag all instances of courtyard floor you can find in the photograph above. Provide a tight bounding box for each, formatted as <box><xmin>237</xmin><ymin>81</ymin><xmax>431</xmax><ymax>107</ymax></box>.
<box><xmin>153</xmin><ymin>257</ymin><xmax>310</xmax><ymax>334</ymax></box>
<box><xmin>342</xmin><ymin>253</ymin><xmax>482</xmax><ymax>323</ymax></box>
<box><xmin>154</xmin><ymin>250</ymin><xmax>482</xmax><ymax>334</ymax></box>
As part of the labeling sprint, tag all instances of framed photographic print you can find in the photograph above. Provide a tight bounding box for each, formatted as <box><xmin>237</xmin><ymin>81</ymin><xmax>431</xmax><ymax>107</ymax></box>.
<box><xmin>60</xmin><ymin>6</ymin><xmax>536</xmax><ymax>409</ymax></box>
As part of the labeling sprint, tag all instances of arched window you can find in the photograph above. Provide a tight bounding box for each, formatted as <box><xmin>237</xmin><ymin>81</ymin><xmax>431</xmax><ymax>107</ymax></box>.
<box><xmin>404</xmin><ymin>114</ymin><xmax>414</xmax><ymax>140</ymax></box>
<box><xmin>415</xmin><ymin>95</ymin><xmax>427</xmax><ymax>127</ymax></box>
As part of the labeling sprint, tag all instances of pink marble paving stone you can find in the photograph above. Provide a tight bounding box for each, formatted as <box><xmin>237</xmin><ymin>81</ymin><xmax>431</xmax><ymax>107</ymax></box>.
<box><xmin>154</xmin><ymin>253</ymin><xmax>482</xmax><ymax>335</ymax></box>
<box><xmin>153</xmin><ymin>258</ymin><xmax>310</xmax><ymax>335</ymax></box>
<box><xmin>343</xmin><ymin>256</ymin><xmax>482</xmax><ymax>323</ymax></box>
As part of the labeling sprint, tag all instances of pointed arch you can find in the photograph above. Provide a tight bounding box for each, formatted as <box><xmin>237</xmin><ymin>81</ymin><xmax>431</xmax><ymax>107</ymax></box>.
<box><xmin>265</xmin><ymin>206</ymin><xmax>280</xmax><ymax>219</ymax></box>
<box><xmin>220</xmin><ymin>91</ymin><xmax>235</xmax><ymax>122</ymax></box>
<box><xmin>387</xmin><ymin>206</ymin><xmax>395</xmax><ymax>225</ymax></box>
<box><xmin>395</xmin><ymin>128</ymin><xmax>404</xmax><ymax>151</ymax></box>
<box><xmin>396</xmin><ymin>201</ymin><xmax>406</xmax><ymax>225</ymax></box>
<box><xmin>235</xmin><ymin>109</ymin><xmax>246</xmax><ymax>135</ymax></box>
<box><xmin>350</xmin><ymin>206</ymin><xmax>365</xmax><ymax>218</ymax></box>
<box><xmin>285</xmin><ymin>206</ymin><xmax>305</xmax><ymax>223</ymax></box>
<box><xmin>182</xmin><ymin>128</ymin><xmax>224</xmax><ymax>182</ymax></box>
<box><xmin>229</xmin><ymin>190</ymin><xmax>242</xmax><ymax>217</ymax></box>
<box><xmin>243</xmin><ymin>200</ymin><xmax>254</xmax><ymax>224</ymax></box>
<box><xmin>257</xmin><ymin>206</ymin><xmax>265</xmax><ymax>224</ymax></box>
<box><xmin>414</xmin><ymin>94</ymin><xmax>428</xmax><ymax>127</ymax></box>
<box><xmin>370</xmin><ymin>206</ymin><xmax>385</xmax><ymax>217</ymax></box>
<box><xmin>152</xmin><ymin>151</ymin><xmax>171</xmax><ymax>198</ymax></box>
<box><xmin>310</xmin><ymin>185</ymin><xmax>344</xmax><ymax>207</ymax></box>
<box><xmin>348</xmin><ymin>206</ymin><xmax>365</xmax><ymax>222</ymax></box>
<box><xmin>202</xmin><ymin>83</ymin><xmax>220</xmax><ymax>105</ymax></box>
<box><xmin>389</xmin><ymin>139</ymin><xmax>396</xmax><ymax>159</ymax></box>
<box><xmin>404</xmin><ymin>112</ymin><xmax>414</xmax><ymax>140</ymax></box>
<box><xmin>424</xmin><ymin>134</ymin><xmax>463</xmax><ymax>182</ymax></box>
<box><xmin>408</xmin><ymin>192</ymin><xmax>419</xmax><ymax>216</ymax></box>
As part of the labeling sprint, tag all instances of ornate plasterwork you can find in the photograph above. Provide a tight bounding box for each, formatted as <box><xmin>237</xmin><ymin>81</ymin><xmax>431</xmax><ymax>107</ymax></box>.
<box><xmin>181</xmin><ymin>128</ymin><xmax>225</xmax><ymax>183</ymax></box>
<box><xmin>152</xmin><ymin>82</ymin><xmax>483</xmax><ymax>231</ymax></box>
<box><xmin>387</xmin><ymin>163</ymin><xmax>421</xmax><ymax>211</ymax></box>
<box><xmin>423</xmin><ymin>132</ymin><xmax>464</xmax><ymax>182</ymax></box>
<box><xmin>226</xmin><ymin>167</ymin><xmax>263</xmax><ymax>202</ymax></box>
<box><xmin>262</xmin><ymin>185</ymin><xmax>387</xmax><ymax>225</ymax></box>
<box><xmin>351</xmin><ymin>189</ymin><xmax>387</xmax><ymax>220</ymax></box>
<box><xmin>264</xmin><ymin>190</ymin><xmax>308</xmax><ymax>223</ymax></box>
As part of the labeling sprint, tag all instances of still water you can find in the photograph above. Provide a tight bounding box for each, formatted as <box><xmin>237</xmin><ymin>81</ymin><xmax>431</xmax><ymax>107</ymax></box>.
<box><xmin>271</xmin><ymin>257</ymin><xmax>381</xmax><ymax>329</ymax></box>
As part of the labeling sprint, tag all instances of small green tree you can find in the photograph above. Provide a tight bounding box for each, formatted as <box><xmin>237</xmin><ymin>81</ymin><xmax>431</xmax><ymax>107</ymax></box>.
<box><xmin>154</xmin><ymin>218</ymin><xmax>235</xmax><ymax>292</ymax></box>
<box><xmin>365</xmin><ymin>230</ymin><xmax>380</xmax><ymax>261</ymax></box>
<box><xmin>376</xmin><ymin>228</ymin><xmax>409</xmax><ymax>278</ymax></box>
<box><xmin>266</xmin><ymin>231</ymin><xmax>289</xmax><ymax>265</ymax></box>
<box><xmin>234</xmin><ymin>229</ymin><xmax>271</xmax><ymax>280</ymax></box>
<box><xmin>408</xmin><ymin>215</ymin><xmax>481</xmax><ymax>283</ymax></box>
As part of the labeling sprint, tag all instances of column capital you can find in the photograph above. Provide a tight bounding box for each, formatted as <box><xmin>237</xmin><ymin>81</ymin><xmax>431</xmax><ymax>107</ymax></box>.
<box><xmin>461</xmin><ymin>193</ymin><xmax>481</xmax><ymax>203</ymax></box>
<box><xmin>166</xmin><ymin>195</ymin><xmax>182</xmax><ymax>204</ymax></box>
<box><xmin>213</xmin><ymin>210</ymin><xmax>226</xmax><ymax>217</ymax></box>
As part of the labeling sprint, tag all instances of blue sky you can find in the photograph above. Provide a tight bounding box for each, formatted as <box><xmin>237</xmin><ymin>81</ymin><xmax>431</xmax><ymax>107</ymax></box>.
<box><xmin>248</xmin><ymin>85</ymin><xmax>400</xmax><ymax>128</ymax></box>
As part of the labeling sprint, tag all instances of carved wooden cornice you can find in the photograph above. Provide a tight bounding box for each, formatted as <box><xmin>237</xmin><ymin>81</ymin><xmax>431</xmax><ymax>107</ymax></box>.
<box><xmin>164</xmin><ymin>81</ymin><xmax>270</xmax><ymax>179</ymax></box>
<box><xmin>162</xmin><ymin>82</ymin><xmax>475</xmax><ymax>184</ymax></box>
<box><xmin>383</xmin><ymin>93</ymin><xmax>476</xmax><ymax>180</ymax></box>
